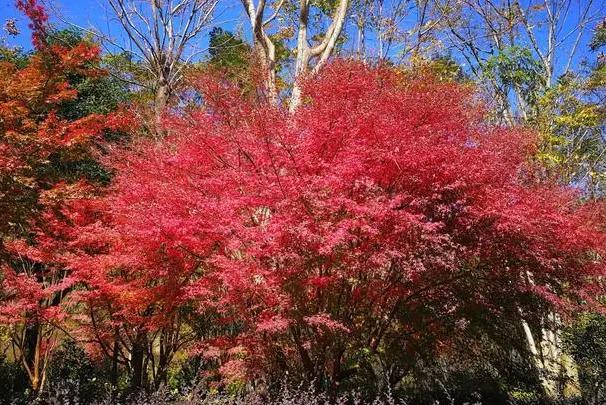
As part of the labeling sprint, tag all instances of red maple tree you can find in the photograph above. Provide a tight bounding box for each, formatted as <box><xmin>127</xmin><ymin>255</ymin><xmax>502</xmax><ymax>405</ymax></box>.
<box><xmin>0</xmin><ymin>0</ymin><xmax>130</xmax><ymax>392</ymax></box>
<box><xmin>65</xmin><ymin>61</ymin><xmax>606</xmax><ymax>390</ymax></box>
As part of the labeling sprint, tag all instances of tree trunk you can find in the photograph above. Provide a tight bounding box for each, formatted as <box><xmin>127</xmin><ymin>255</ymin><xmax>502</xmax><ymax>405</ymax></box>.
<box><xmin>153</xmin><ymin>330</ymin><xmax>170</xmax><ymax>389</ymax></box>
<box><xmin>289</xmin><ymin>84</ymin><xmax>303</xmax><ymax>112</ymax></box>
<box><xmin>154</xmin><ymin>78</ymin><xmax>171</xmax><ymax>136</ymax></box>
<box><xmin>130</xmin><ymin>334</ymin><xmax>147</xmax><ymax>390</ymax></box>
<box><xmin>111</xmin><ymin>330</ymin><xmax>120</xmax><ymax>387</ymax></box>
<box><xmin>23</xmin><ymin>323</ymin><xmax>43</xmax><ymax>395</ymax></box>
<box><xmin>520</xmin><ymin>311</ymin><xmax>579</xmax><ymax>399</ymax></box>
<box><xmin>253</xmin><ymin>40</ymin><xmax>278</xmax><ymax>104</ymax></box>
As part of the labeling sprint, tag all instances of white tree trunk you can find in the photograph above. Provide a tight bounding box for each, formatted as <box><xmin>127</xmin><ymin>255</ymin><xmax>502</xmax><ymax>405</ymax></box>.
<box><xmin>241</xmin><ymin>0</ymin><xmax>348</xmax><ymax>112</ymax></box>
<box><xmin>520</xmin><ymin>310</ymin><xmax>579</xmax><ymax>399</ymax></box>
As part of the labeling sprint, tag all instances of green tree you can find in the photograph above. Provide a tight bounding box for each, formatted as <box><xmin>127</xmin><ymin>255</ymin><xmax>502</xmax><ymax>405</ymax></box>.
<box><xmin>531</xmin><ymin>19</ymin><xmax>606</xmax><ymax>197</ymax></box>
<box><xmin>208</xmin><ymin>27</ymin><xmax>250</xmax><ymax>73</ymax></box>
<box><xmin>564</xmin><ymin>313</ymin><xmax>606</xmax><ymax>405</ymax></box>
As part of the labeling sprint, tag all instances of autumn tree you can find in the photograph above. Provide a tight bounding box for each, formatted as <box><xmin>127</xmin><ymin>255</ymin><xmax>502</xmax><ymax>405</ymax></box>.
<box><xmin>0</xmin><ymin>0</ymin><xmax>129</xmax><ymax>394</ymax></box>
<box><xmin>523</xmin><ymin>14</ymin><xmax>606</xmax><ymax>201</ymax></box>
<box><xmin>552</xmin><ymin>19</ymin><xmax>606</xmax><ymax>403</ymax></box>
<box><xmin>69</xmin><ymin>61</ymin><xmax>606</xmax><ymax>396</ymax></box>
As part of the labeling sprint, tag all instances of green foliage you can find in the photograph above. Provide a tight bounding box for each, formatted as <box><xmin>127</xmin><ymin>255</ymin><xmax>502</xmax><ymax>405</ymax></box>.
<box><xmin>587</xmin><ymin>63</ymin><xmax>606</xmax><ymax>90</ymax></box>
<box><xmin>429</xmin><ymin>55</ymin><xmax>466</xmax><ymax>82</ymax></box>
<box><xmin>206</xmin><ymin>27</ymin><xmax>293</xmax><ymax>92</ymax></box>
<box><xmin>42</xmin><ymin>154</ymin><xmax>113</xmax><ymax>185</ymax></box>
<box><xmin>41</xmin><ymin>30</ymin><xmax>129</xmax><ymax>185</ymax></box>
<box><xmin>311</xmin><ymin>0</ymin><xmax>340</xmax><ymax>16</ymax></box>
<box><xmin>483</xmin><ymin>46</ymin><xmax>546</xmax><ymax>108</ymax></box>
<box><xmin>0</xmin><ymin>354</ymin><xmax>29</xmax><ymax>404</ymax></box>
<box><xmin>587</xmin><ymin>21</ymin><xmax>606</xmax><ymax>93</ymax></box>
<box><xmin>532</xmin><ymin>67</ymin><xmax>606</xmax><ymax>195</ymax></box>
<box><xmin>59</xmin><ymin>73</ymin><xmax>129</xmax><ymax>119</ymax></box>
<box><xmin>206</xmin><ymin>27</ymin><xmax>258</xmax><ymax>92</ymax></box>
<box><xmin>169</xmin><ymin>356</ymin><xmax>204</xmax><ymax>394</ymax></box>
<box><xmin>44</xmin><ymin>30</ymin><xmax>130</xmax><ymax>120</ymax></box>
<box><xmin>564</xmin><ymin>313</ymin><xmax>606</xmax><ymax>404</ymax></box>
<box><xmin>590</xmin><ymin>19</ymin><xmax>606</xmax><ymax>51</ymax></box>
<box><xmin>269</xmin><ymin>32</ymin><xmax>292</xmax><ymax>75</ymax></box>
<box><xmin>47</xmin><ymin>28</ymin><xmax>87</xmax><ymax>48</ymax></box>
<box><xmin>0</xmin><ymin>45</ymin><xmax>29</xmax><ymax>67</ymax></box>
<box><xmin>208</xmin><ymin>27</ymin><xmax>251</xmax><ymax>73</ymax></box>
<box><xmin>46</xmin><ymin>341</ymin><xmax>113</xmax><ymax>402</ymax></box>
<box><xmin>407</xmin><ymin>54</ymin><xmax>467</xmax><ymax>83</ymax></box>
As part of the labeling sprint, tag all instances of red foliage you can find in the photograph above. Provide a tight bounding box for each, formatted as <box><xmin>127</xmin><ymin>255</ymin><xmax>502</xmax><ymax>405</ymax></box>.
<box><xmin>66</xmin><ymin>60</ymin><xmax>606</xmax><ymax>386</ymax></box>
<box><xmin>16</xmin><ymin>0</ymin><xmax>49</xmax><ymax>49</ymax></box>
<box><xmin>0</xmin><ymin>0</ymin><xmax>130</xmax><ymax>391</ymax></box>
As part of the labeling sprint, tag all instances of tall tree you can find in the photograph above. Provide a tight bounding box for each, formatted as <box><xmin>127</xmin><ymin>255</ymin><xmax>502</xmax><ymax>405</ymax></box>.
<box><xmin>239</xmin><ymin>0</ymin><xmax>349</xmax><ymax>109</ymax></box>
<box><xmin>207</xmin><ymin>27</ymin><xmax>253</xmax><ymax>90</ymax></box>
<box><xmin>64</xmin><ymin>0</ymin><xmax>218</xmax><ymax>129</ymax></box>
<box><xmin>0</xmin><ymin>0</ymin><xmax>129</xmax><ymax>394</ymax></box>
<box><xmin>433</xmin><ymin>0</ymin><xmax>603</xmax><ymax>124</ymax></box>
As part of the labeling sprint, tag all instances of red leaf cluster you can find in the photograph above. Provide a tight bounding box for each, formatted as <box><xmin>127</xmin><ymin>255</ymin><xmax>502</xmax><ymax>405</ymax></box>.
<box><xmin>65</xmin><ymin>61</ymin><xmax>606</xmax><ymax>383</ymax></box>
<box><xmin>16</xmin><ymin>0</ymin><xmax>49</xmax><ymax>49</ymax></box>
<box><xmin>0</xmin><ymin>2</ymin><xmax>133</xmax><ymax>390</ymax></box>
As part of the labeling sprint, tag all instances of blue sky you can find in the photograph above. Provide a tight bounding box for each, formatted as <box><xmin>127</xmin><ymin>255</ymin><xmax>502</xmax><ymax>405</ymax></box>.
<box><xmin>1</xmin><ymin>0</ymin><xmax>242</xmax><ymax>55</ymax></box>
<box><xmin>1</xmin><ymin>0</ymin><xmax>604</xmax><ymax>78</ymax></box>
